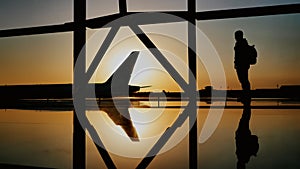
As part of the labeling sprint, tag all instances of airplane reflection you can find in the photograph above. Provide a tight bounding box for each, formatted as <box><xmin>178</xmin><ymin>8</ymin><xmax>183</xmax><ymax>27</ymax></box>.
<box><xmin>99</xmin><ymin>100</ymin><xmax>139</xmax><ymax>142</ymax></box>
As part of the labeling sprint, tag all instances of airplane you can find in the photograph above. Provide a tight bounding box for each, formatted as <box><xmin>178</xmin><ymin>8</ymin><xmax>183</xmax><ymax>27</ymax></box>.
<box><xmin>0</xmin><ymin>51</ymin><xmax>147</xmax><ymax>100</ymax></box>
<box><xmin>96</xmin><ymin>51</ymin><xmax>140</xmax><ymax>141</ymax></box>
<box><xmin>0</xmin><ymin>51</ymin><xmax>142</xmax><ymax>141</ymax></box>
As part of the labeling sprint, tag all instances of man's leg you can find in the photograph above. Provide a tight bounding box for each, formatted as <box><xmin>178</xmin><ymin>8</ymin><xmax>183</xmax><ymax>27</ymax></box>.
<box><xmin>237</xmin><ymin>68</ymin><xmax>250</xmax><ymax>91</ymax></box>
<box><xmin>236</xmin><ymin>68</ymin><xmax>251</xmax><ymax>103</ymax></box>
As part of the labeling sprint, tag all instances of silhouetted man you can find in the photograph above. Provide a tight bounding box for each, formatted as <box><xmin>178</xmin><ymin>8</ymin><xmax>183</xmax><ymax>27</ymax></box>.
<box><xmin>234</xmin><ymin>30</ymin><xmax>251</xmax><ymax>102</ymax></box>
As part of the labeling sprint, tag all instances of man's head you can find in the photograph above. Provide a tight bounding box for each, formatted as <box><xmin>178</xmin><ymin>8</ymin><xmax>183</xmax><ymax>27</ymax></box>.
<box><xmin>235</xmin><ymin>30</ymin><xmax>244</xmax><ymax>41</ymax></box>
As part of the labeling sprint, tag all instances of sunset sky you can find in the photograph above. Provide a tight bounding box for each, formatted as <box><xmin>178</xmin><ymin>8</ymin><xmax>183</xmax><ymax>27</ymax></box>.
<box><xmin>0</xmin><ymin>0</ymin><xmax>299</xmax><ymax>91</ymax></box>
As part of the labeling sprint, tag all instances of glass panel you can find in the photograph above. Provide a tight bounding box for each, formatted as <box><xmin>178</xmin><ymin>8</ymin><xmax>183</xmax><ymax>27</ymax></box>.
<box><xmin>197</xmin><ymin>14</ymin><xmax>300</xmax><ymax>90</ymax></box>
<box><xmin>127</xmin><ymin>0</ymin><xmax>187</xmax><ymax>12</ymax></box>
<box><xmin>87</xmin><ymin>0</ymin><xmax>119</xmax><ymax>19</ymax></box>
<box><xmin>0</xmin><ymin>0</ymin><xmax>72</xmax><ymax>29</ymax></box>
<box><xmin>0</xmin><ymin>33</ymin><xmax>72</xmax><ymax>85</ymax></box>
<box><xmin>0</xmin><ymin>109</ymin><xmax>72</xmax><ymax>168</ymax></box>
<box><xmin>197</xmin><ymin>0</ymin><xmax>300</xmax><ymax>11</ymax></box>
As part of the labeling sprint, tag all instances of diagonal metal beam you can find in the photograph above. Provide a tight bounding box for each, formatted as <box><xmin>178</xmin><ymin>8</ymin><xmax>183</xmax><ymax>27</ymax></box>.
<box><xmin>129</xmin><ymin>24</ymin><xmax>189</xmax><ymax>92</ymax></box>
<box><xmin>136</xmin><ymin>102</ymin><xmax>194</xmax><ymax>169</ymax></box>
<box><xmin>196</xmin><ymin>3</ymin><xmax>300</xmax><ymax>20</ymax></box>
<box><xmin>87</xmin><ymin>3</ymin><xmax>300</xmax><ymax>28</ymax></box>
<box><xmin>85</xmin><ymin>26</ymin><xmax>120</xmax><ymax>82</ymax></box>
<box><xmin>1</xmin><ymin>4</ymin><xmax>299</xmax><ymax>38</ymax></box>
<box><xmin>0</xmin><ymin>23</ymin><xmax>74</xmax><ymax>38</ymax></box>
<box><xmin>85</xmin><ymin>117</ymin><xmax>117</xmax><ymax>169</ymax></box>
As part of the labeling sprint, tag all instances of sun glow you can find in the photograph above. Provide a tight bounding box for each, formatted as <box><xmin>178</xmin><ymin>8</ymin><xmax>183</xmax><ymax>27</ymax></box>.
<box><xmin>86</xmin><ymin>107</ymin><xmax>189</xmax><ymax>158</ymax></box>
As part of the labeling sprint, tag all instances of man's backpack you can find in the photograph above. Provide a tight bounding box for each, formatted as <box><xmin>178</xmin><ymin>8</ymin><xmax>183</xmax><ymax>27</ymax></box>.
<box><xmin>248</xmin><ymin>45</ymin><xmax>257</xmax><ymax>65</ymax></box>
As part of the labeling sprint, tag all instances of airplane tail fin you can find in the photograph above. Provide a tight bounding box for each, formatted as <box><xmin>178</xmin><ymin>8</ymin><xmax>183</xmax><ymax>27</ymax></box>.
<box><xmin>105</xmin><ymin>51</ymin><xmax>139</xmax><ymax>96</ymax></box>
<box><xmin>104</xmin><ymin>51</ymin><xmax>139</xmax><ymax>85</ymax></box>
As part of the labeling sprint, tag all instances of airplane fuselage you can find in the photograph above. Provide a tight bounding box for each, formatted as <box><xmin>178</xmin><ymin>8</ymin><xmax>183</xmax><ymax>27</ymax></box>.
<box><xmin>0</xmin><ymin>83</ymin><xmax>141</xmax><ymax>100</ymax></box>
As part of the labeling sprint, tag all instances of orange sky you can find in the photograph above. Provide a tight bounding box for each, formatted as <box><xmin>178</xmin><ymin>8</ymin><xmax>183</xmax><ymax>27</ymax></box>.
<box><xmin>0</xmin><ymin>1</ymin><xmax>299</xmax><ymax>91</ymax></box>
